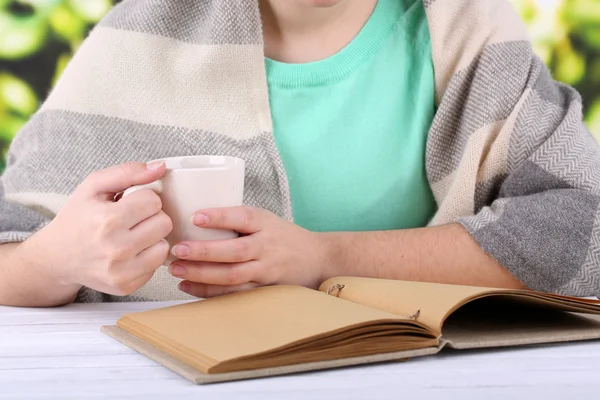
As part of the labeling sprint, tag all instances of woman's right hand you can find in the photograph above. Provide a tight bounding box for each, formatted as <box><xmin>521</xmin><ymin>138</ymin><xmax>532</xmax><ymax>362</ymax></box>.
<box><xmin>26</xmin><ymin>161</ymin><xmax>173</xmax><ymax>297</ymax></box>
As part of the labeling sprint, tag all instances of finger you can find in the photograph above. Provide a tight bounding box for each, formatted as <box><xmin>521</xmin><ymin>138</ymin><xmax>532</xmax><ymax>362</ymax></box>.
<box><xmin>101</xmin><ymin>270</ymin><xmax>156</xmax><ymax>298</ymax></box>
<box><xmin>192</xmin><ymin>206</ymin><xmax>266</xmax><ymax>234</ymax></box>
<box><xmin>179</xmin><ymin>281</ymin><xmax>259</xmax><ymax>298</ymax></box>
<box><xmin>134</xmin><ymin>239</ymin><xmax>170</xmax><ymax>275</ymax></box>
<box><xmin>168</xmin><ymin>261</ymin><xmax>262</xmax><ymax>286</ymax></box>
<box><xmin>79</xmin><ymin>161</ymin><xmax>166</xmax><ymax>200</ymax></box>
<box><xmin>117</xmin><ymin>189</ymin><xmax>165</xmax><ymax>228</ymax></box>
<box><xmin>130</xmin><ymin>211</ymin><xmax>173</xmax><ymax>249</ymax></box>
<box><xmin>171</xmin><ymin>236</ymin><xmax>260</xmax><ymax>263</ymax></box>
<box><xmin>125</xmin><ymin>271</ymin><xmax>157</xmax><ymax>294</ymax></box>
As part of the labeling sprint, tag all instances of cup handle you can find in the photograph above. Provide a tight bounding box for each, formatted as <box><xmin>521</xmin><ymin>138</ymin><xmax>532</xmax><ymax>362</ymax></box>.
<box><xmin>121</xmin><ymin>180</ymin><xmax>164</xmax><ymax>198</ymax></box>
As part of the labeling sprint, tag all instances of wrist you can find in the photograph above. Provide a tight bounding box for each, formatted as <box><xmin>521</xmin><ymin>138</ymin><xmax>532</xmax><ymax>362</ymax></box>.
<box><xmin>315</xmin><ymin>232</ymin><xmax>347</xmax><ymax>283</ymax></box>
<box><xmin>18</xmin><ymin>228</ymin><xmax>80</xmax><ymax>290</ymax></box>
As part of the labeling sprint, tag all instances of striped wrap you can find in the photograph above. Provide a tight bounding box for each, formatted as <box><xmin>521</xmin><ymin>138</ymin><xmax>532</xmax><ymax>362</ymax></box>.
<box><xmin>2</xmin><ymin>0</ymin><xmax>600</xmax><ymax>301</ymax></box>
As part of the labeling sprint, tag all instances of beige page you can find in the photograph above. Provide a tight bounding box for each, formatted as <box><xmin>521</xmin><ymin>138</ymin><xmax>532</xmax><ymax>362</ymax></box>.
<box><xmin>117</xmin><ymin>284</ymin><xmax>437</xmax><ymax>374</ymax></box>
<box><xmin>319</xmin><ymin>277</ymin><xmax>600</xmax><ymax>334</ymax></box>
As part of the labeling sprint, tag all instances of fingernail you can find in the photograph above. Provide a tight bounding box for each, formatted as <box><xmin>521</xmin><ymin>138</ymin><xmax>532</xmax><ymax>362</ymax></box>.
<box><xmin>169</xmin><ymin>264</ymin><xmax>186</xmax><ymax>278</ymax></box>
<box><xmin>179</xmin><ymin>282</ymin><xmax>191</xmax><ymax>293</ymax></box>
<box><xmin>193</xmin><ymin>213</ymin><xmax>208</xmax><ymax>225</ymax></box>
<box><xmin>171</xmin><ymin>244</ymin><xmax>190</xmax><ymax>258</ymax></box>
<box><xmin>146</xmin><ymin>161</ymin><xmax>164</xmax><ymax>170</ymax></box>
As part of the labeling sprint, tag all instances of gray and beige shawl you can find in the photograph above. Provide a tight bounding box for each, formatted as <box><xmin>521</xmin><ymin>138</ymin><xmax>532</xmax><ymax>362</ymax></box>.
<box><xmin>2</xmin><ymin>0</ymin><xmax>600</xmax><ymax>302</ymax></box>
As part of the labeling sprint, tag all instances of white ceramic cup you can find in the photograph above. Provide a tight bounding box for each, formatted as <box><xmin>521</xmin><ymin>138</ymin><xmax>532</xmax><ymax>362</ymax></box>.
<box><xmin>122</xmin><ymin>155</ymin><xmax>245</xmax><ymax>262</ymax></box>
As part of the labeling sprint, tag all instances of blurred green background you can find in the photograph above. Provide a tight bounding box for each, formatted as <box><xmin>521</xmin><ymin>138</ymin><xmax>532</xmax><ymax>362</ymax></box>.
<box><xmin>0</xmin><ymin>0</ymin><xmax>599</xmax><ymax>172</ymax></box>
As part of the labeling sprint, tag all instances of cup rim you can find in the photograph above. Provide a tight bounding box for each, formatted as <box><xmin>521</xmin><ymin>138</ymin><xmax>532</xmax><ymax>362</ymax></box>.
<box><xmin>150</xmin><ymin>155</ymin><xmax>244</xmax><ymax>171</ymax></box>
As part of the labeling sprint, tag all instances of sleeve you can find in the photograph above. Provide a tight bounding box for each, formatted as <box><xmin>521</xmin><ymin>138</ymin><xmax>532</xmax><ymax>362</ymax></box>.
<box><xmin>459</xmin><ymin>64</ymin><xmax>600</xmax><ymax>298</ymax></box>
<box><xmin>424</xmin><ymin>0</ymin><xmax>600</xmax><ymax>297</ymax></box>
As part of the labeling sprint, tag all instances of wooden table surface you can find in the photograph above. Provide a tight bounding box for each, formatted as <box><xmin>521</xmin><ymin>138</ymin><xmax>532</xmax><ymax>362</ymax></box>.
<box><xmin>1</xmin><ymin>300</ymin><xmax>599</xmax><ymax>399</ymax></box>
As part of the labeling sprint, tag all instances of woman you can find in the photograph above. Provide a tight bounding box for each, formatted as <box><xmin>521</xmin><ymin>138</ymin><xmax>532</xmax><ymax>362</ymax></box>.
<box><xmin>1</xmin><ymin>0</ymin><xmax>599</xmax><ymax>306</ymax></box>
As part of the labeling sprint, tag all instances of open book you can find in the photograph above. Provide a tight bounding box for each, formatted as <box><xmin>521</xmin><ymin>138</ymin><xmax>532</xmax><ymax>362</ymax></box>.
<box><xmin>102</xmin><ymin>277</ymin><xmax>600</xmax><ymax>384</ymax></box>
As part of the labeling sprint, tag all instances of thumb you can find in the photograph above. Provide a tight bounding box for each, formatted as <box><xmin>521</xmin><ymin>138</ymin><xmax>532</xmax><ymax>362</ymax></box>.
<box><xmin>79</xmin><ymin>161</ymin><xmax>166</xmax><ymax>199</ymax></box>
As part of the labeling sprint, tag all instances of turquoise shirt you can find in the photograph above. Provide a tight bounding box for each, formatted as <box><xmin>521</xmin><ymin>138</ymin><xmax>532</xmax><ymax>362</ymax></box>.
<box><xmin>266</xmin><ymin>0</ymin><xmax>436</xmax><ymax>232</ymax></box>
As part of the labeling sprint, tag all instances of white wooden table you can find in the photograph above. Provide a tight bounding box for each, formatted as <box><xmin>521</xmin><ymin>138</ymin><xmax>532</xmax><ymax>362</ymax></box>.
<box><xmin>1</xmin><ymin>301</ymin><xmax>599</xmax><ymax>400</ymax></box>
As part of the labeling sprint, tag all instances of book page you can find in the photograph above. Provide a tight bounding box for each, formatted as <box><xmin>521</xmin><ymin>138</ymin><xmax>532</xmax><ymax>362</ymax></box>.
<box><xmin>117</xmin><ymin>285</ymin><xmax>436</xmax><ymax>374</ymax></box>
<box><xmin>319</xmin><ymin>277</ymin><xmax>510</xmax><ymax>333</ymax></box>
<box><xmin>440</xmin><ymin>295</ymin><xmax>600</xmax><ymax>349</ymax></box>
<box><xmin>319</xmin><ymin>277</ymin><xmax>600</xmax><ymax>334</ymax></box>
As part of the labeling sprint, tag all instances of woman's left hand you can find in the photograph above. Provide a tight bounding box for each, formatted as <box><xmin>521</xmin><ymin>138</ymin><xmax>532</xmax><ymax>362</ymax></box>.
<box><xmin>168</xmin><ymin>206</ymin><xmax>330</xmax><ymax>298</ymax></box>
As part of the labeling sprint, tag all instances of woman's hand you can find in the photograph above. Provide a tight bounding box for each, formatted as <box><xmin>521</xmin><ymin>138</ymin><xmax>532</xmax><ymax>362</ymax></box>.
<box><xmin>168</xmin><ymin>206</ymin><xmax>330</xmax><ymax>298</ymax></box>
<box><xmin>26</xmin><ymin>162</ymin><xmax>173</xmax><ymax>299</ymax></box>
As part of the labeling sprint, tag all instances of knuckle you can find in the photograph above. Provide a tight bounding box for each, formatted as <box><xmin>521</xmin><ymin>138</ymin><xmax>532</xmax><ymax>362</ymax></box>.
<box><xmin>228</xmin><ymin>267</ymin><xmax>243</xmax><ymax>285</ymax></box>
<box><xmin>240</xmin><ymin>206</ymin><xmax>255</xmax><ymax>229</ymax></box>
<box><xmin>104</xmin><ymin>260</ymin><xmax>119</xmax><ymax>277</ymax></box>
<box><xmin>86</xmin><ymin>169</ymin><xmax>103</xmax><ymax>185</ymax></box>
<box><xmin>118</xmin><ymin>162</ymin><xmax>137</xmax><ymax>178</ymax></box>
<box><xmin>94</xmin><ymin>211</ymin><xmax>121</xmax><ymax>234</ymax></box>
<box><xmin>151</xmin><ymin>240</ymin><xmax>170</xmax><ymax>264</ymax></box>
<box><xmin>108</xmin><ymin>242</ymin><xmax>134</xmax><ymax>261</ymax></box>
<box><xmin>105</xmin><ymin>274</ymin><xmax>132</xmax><ymax>296</ymax></box>
<box><xmin>144</xmin><ymin>191</ymin><xmax>162</xmax><ymax>212</ymax></box>
<box><xmin>158</xmin><ymin>238</ymin><xmax>171</xmax><ymax>254</ymax></box>
<box><xmin>78</xmin><ymin>170</ymin><xmax>103</xmax><ymax>195</ymax></box>
<box><xmin>194</xmin><ymin>244</ymin><xmax>209</xmax><ymax>259</ymax></box>
<box><xmin>233</xmin><ymin>239</ymin><xmax>252</xmax><ymax>260</ymax></box>
<box><xmin>263</xmin><ymin>263</ymin><xmax>279</xmax><ymax>285</ymax></box>
<box><xmin>102</xmin><ymin>216</ymin><xmax>121</xmax><ymax>233</ymax></box>
<box><xmin>126</xmin><ymin>190</ymin><xmax>162</xmax><ymax>217</ymax></box>
<box><xmin>159</xmin><ymin>211</ymin><xmax>173</xmax><ymax>233</ymax></box>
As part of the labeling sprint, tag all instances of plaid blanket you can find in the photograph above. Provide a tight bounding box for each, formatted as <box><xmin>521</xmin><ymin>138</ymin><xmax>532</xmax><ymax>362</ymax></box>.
<box><xmin>2</xmin><ymin>0</ymin><xmax>600</xmax><ymax>301</ymax></box>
